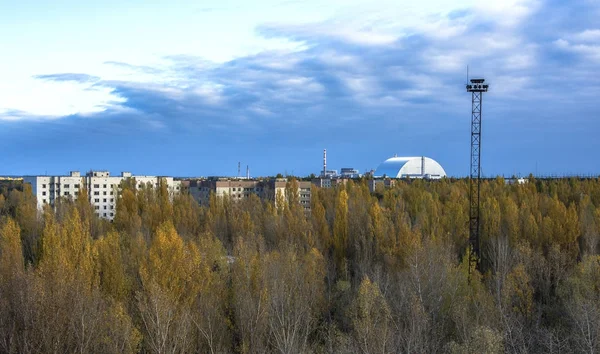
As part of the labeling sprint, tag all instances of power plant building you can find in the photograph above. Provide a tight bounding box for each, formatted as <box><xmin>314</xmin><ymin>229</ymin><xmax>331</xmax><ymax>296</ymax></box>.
<box><xmin>374</xmin><ymin>156</ymin><xmax>446</xmax><ymax>179</ymax></box>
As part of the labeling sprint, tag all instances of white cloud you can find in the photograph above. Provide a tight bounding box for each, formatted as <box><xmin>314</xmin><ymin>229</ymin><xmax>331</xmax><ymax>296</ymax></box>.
<box><xmin>573</xmin><ymin>29</ymin><xmax>600</xmax><ymax>42</ymax></box>
<box><xmin>337</xmin><ymin>73</ymin><xmax>380</xmax><ymax>98</ymax></box>
<box><xmin>277</xmin><ymin>77</ymin><xmax>324</xmax><ymax>93</ymax></box>
<box><xmin>0</xmin><ymin>78</ymin><xmax>123</xmax><ymax>120</ymax></box>
<box><xmin>473</xmin><ymin>0</ymin><xmax>540</xmax><ymax>28</ymax></box>
<box><xmin>504</xmin><ymin>52</ymin><xmax>535</xmax><ymax>70</ymax></box>
<box><xmin>555</xmin><ymin>38</ymin><xmax>600</xmax><ymax>61</ymax></box>
<box><xmin>192</xmin><ymin>83</ymin><xmax>226</xmax><ymax>105</ymax></box>
<box><xmin>490</xmin><ymin>75</ymin><xmax>532</xmax><ymax>96</ymax></box>
<box><xmin>0</xmin><ymin>0</ymin><xmax>589</xmax><ymax>122</ymax></box>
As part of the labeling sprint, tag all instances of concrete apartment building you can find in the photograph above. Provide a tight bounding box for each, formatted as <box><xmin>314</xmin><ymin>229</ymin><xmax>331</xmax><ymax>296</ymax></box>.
<box><xmin>187</xmin><ymin>178</ymin><xmax>312</xmax><ymax>212</ymax></box>
<box><xmin>24</xmin><ymin>171</ymin><xmax>181</xmax><ymax>220</ymax></box>
<box><xmin>311</xmin><ymin>177</ymin><xmax>349</xmax><ymax>189</ymax></box>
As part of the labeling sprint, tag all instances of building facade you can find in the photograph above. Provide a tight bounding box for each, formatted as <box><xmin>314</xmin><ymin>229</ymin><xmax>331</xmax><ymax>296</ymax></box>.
<box><xmin>24</xmin><ymin>171</ymin><xmax>181</xmax><ymax>220</ymax></box>
<box><xmin>187</xmin><ymin>178</ymin><xmax>312</xmax><ymax>213</ymax></box>
<box><xmin>311</xmin><ymin>177</ymin><xmax>349</xmax><ymax>189</ymax></box>
<box><xmin>340</xmin><ymin>168</ymin><xmax>361</xmax><ymax>179</ymax></box>
<box><xmin>368</xmin><ymin>178</ymin><xmax>396</xmax><ymax>193</ymax></box>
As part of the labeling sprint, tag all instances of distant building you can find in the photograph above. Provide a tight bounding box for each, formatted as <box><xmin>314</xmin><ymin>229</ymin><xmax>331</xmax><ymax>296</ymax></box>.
<box><xmin>505</xmin><ymin>177</ymin><xmax>527</xmax><ymax>185</ymax></box>
<box><xmin>374</xmin><ymin>156</ymin><xmax>446</xmax><ymax>179</ymax></box>
<box><xmin>368</xmin><ymin>178</ymin><xmax>396</xmax><ymax>193</ymax></box>
<box><xmin>321</xmin><ymin>170</ymin><xmax>338</xmax><ymax>178</ymax></box>
<box><xmin>311</xmin><ymin>178</ymin><xmax>348</xmax><ymax>189</ymax></box>
<box><xmin>24</xmin><ymin>171</ymin><xmax>181</xmax><ymax>220</ymax></box>
<box><xmin>340</xmin><ymin>168</ymin><xmax>360</xmax><ymax>179</ymax></box>
<box><xmin>187</xmin><ymin>178</ymin><xmax>312</xmax><ymax>213</ymax></box>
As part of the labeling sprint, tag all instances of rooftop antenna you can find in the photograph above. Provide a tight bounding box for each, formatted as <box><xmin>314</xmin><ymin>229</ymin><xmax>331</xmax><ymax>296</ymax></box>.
<box><xmin>466</xmin><ymin>76</ymin><xmax>489</xmax><ymax>276</ymax></box>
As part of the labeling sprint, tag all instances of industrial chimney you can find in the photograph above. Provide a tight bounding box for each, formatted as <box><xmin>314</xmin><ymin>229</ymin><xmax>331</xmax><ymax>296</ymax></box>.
<box><xmin>323</xmin><ymin>149</ymin><xmax>327</xmax><ymax>177</ymax></box>
<box><xmin>246</xmin><ymin>165</ymin><xmax>250</xmax><ymax>179</ymax></box>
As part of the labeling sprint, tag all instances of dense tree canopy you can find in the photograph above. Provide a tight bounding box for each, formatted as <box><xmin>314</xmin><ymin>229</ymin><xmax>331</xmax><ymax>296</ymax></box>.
<box><xmin>0</xmin><ymin>176</ymin><xmax>599</xmax><ymax>353</ymax></box>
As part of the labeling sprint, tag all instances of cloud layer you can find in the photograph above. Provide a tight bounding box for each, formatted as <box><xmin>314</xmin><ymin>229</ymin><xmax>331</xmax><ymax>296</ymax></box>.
<box><xmin>1</xmin><ymin>0</ymin><xmax>599</xmax><ymax>176</ymax></box>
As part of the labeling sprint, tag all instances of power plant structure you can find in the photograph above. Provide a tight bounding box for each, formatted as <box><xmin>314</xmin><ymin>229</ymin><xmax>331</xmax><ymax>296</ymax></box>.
<box><xmin>320</xmin><ymin>149</ymin><xmax>338</xmax><ymax>178</ymax></box>
<box><xmin>373</xmin><ymin>155</ymin><xmax>446</xmax><ymax>179</ymax></box>
<box><xmin>466</xmin><ymin>78</ymin><xmax>489</xmax><ymax>273</ymax></box>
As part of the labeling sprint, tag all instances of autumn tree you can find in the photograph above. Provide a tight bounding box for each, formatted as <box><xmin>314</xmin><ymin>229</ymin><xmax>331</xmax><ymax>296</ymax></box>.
<box><xmin>333</xmin><ymin>189</ymin><xmax>349</xmax><ymax>277</ymax></box>
<box><xmin>137</xmin><ymin>221</ymin><xmax>197</xmax><ymax>353</ymax></box>
<box><xmin>349</xmin><ymin>276</ymin><xmax>392</xmax><ymax>354</ymax></box>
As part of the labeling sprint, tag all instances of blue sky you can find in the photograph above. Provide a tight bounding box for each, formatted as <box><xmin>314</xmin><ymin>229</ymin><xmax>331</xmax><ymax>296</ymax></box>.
<box><xmin>1</xmin><ymin>0</ymin><xmax>599</xmax><ymax>177</ymax></box>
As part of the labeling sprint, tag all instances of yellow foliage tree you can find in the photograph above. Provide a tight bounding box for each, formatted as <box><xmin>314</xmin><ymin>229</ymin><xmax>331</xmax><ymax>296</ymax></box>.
<box><xmin>350</xmin><ymin>276</ymin><xmax>392</xmax><ymax>354</ymax></box>
<box><xmin>333</xmin><ymin>189</ymin><xmax>349</xmax><ymax>273</ymax></box>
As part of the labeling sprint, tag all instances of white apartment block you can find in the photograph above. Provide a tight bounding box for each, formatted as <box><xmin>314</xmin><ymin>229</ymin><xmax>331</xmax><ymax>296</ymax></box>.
<box><xmin>24</xmin><ymin>171</ymin><xmax>181</xmax><ymax>220</ymax></box>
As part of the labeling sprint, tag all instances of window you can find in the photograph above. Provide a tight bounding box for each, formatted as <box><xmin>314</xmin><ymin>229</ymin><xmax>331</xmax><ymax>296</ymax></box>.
<box><xmin>103</xmin><ymin>213</ymin><xmax>107</xmax><ymax>217</ymax></box>
<box><xmin>64</xmin><ymin>192</ymin><xmax>69</xmax><ymax>196</ymax></box>
<box><xmin>42</xmin><ymin>184</ymin><xmax>47</xmax><ymax>188</ymax></box>
<box><xmin>64</xmin><ymin>184</ymin><xmax>70</xmax><ymax>188</ymax></box>
<box><xmin>110</xmin><ymin>191</ymin><xmax>113</xmax><ymax>195</ymax></box>
<box><xmin>94</xmin><ymin>206</ymin><xmax>99</xmax><ymax>210</ymax></box>
<box><xmin>43</xmin><ymin>199</ymin><xmax>47</xmax><ymax>204</ymax></box>
<box><xmin>75</xmin><ymin>192</ymin><xmax>78</xmax><ymax>196</ymax></box>
<box><xmin>103</xmin><ymin>198</ymin><xmax>107</xmax><ymax>202</ymax></box>
<box><xmin>103</xmin><ymin>184</ymin><xmax>107</xmax><ymax>188</ymax></box>
<box><xmin>110</xmin><ymin>198</ymin><xmax>114</xmax><ymax>202</ymax></box>
<box><xmin>74</xmin><ymin>184</ymin><xmax>80</xmax><ymax>189</ymax></box>
<box><xmin>95</xmin><ymin>198</ymin><xmax>99</xmax><ymax>202</ymax></box>
<box><xmin>94</xmin><ymin>191</ymin><xmax>99</xmax><ymax>195</ymax></box>
<box><xmin>111</xmin><ymin>184</ymin><xmax>114</xmax><ymax>188</ymax></box>
<box><xmin>110</xmin><ymin>213</ymin><xmax>114</xmax><ymax>217</ymax></box>
<box><xmin>42</xmin><ymin>191</ymin><xmax>46</xmax><ymax>196</ymax></box>
<box><xmin>94</xmin><ymin>184</ymin><xmax>99</xmax><ymax>188</ymax></box>
<box><xmin>103</xmin><ymin>206</ymin><xmax>107</xmax><ymax>210</ymax></box>
<box><xmin>110</xmin><ymin>206</ymin><xmax>114</xmax><ymax>210</ymax></box>
<box><xmin>103</xmin><ymin>191</ymin><xmax>107</xmax><ymax>195</ymax></box>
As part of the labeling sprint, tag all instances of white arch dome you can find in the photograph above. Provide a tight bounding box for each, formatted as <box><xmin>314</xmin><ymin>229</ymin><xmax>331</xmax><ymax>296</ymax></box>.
<box><xmin>374</xmin><ymin>156</ymin><xmax>446</xmax><ymax>179</ymax></box>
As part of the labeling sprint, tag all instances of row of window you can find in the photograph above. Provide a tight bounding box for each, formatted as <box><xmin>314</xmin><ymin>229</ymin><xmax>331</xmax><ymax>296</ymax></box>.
<box><xmin>229</xmin><ymin>187</ymin><xmax>263</xmax><ymax>192</ymax></box>
<box><xmin>93</xmin><ymin>198</ymin><xmax>115</xmax><ymax>203</ymax></box>
<box><xmin>41</xmin><ymin>183</ymin><xmax>81</xmax><ymax>189</ymax></box>
<box><xmin>42</xmin><ymin>191</ymin><xmax>80</xmax><ymax>197</ymax></box>
<box><xmin>94</xmin><ymin>205</ymin><xmax>114</xmax><ymax>210</ymax></box>
<box><xmin>93</xmin><ymin>184</ymin><xmax>115</xmax><ymax>188</ymax></box>
<box><xmin>41</xmin><ymin>182</ymin><xmax>180</xmax><ymax>190</ymax></box>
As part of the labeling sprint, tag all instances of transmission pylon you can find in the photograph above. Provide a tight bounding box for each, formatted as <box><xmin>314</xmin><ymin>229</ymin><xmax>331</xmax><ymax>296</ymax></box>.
<box><xmin>466</xmin><ymin>78</ymin><xmax>488</xmax><ymax>273</ymax></box>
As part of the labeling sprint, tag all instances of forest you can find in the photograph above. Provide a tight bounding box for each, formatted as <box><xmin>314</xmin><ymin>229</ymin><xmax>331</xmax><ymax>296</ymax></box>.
<box><xmin>0</xmin><ymin>176</ymin><xmax>599</xmax><ymax>354</ymax></box>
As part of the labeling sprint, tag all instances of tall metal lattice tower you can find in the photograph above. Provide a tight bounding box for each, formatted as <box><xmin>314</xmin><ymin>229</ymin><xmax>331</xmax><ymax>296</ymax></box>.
<box><xmin>466</xmin><ymin>78</ymin><xmax>488</xmax><ymax>272</ymax></box>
